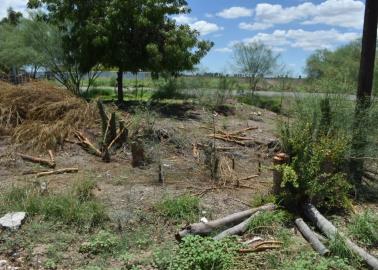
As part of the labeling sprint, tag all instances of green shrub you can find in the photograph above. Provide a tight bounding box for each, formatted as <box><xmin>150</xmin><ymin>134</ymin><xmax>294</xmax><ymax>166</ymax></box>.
<box><xmin>0</xmin><ymin>183</ymin><xmax>107</xmax><ymax>230</ymax></box>
<box><xmin>279</xmin><ymin>96</ymin><xmax>353</xmax><ymax>210</ymax></box>
<box><xmin>156</xmin><ymin>195</ymin><xmax>200</xmax><ymax>223</ymax></box>
<box><xmin>151</xmin><ymin>79</ymin><xmax>185</xmax><ymax>100</ymax></box>
<box><xmin>80</xmin><ymin>230</ymin><xmax>118</xmax><ymax>254</ymax></box>
<box><xmin>348</xmin><ymin>210</ymin><xmax>378</xmax><ymax>246</ymax></box>
<box><xmin>170</xmin><ymin>235</ymin><xmax>239</xmax><ymax>270</ymax></box>
<box><xmin>251</xmin><ymin>193</ymin><xmax>277</xmax><ymax>207</ymax></box>
<box><xmin>328</xmin><ymin>233</ymin><xmax>361</xmax><ymax>266</ymax></box>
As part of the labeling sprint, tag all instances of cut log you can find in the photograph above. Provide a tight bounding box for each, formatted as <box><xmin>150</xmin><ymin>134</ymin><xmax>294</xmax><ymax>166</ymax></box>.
<box><xmin>36</xmin><ymin>168</ymin><xmax>79</xmax><ymax>178</ymax></box>
<box><xmin>48</xmin><ymin>150</ymin><xmax>55</xmax><ymax>164</ymax></box>
<box><xmin>304</xmin><ymin>203</ymin><xmax>378</xmax><ymax>269</ymax></box>
<box><xmin>213</xmin><ymin>211</ymin><xmax>262</xmax><ymax>240</ymax></box>
<box><xmin>74</xmin><ymin>131</ymin><xmax>102</xmax><ymax>157</ymax></box>
<box><xmin>176</xmin><ymin>203</ymin><xmax>276</xmax><ymax>241</ymax></box>
<box><xmin>18</xmin><ymin>153</ymin><xmax>56</xmax><ymax>168</ymax></box>
<box><xmin>295</xmin><ymin>218</ymin><xmax>330</xmax><ymax>256</ymax></box>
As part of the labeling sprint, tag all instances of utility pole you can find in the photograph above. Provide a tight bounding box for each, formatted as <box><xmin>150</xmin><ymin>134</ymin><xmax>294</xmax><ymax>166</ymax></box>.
<box><xmin>350</xmin><ymin>0</ymin><xmax>378</xmax><ymax>187</ymax></box>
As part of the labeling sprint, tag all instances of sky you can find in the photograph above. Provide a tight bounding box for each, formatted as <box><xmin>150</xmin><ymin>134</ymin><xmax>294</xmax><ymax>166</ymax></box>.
<box><xmin>0</xmin><ymin>0</ymin><xmax>365</xmax><ymax>76</ymax></box>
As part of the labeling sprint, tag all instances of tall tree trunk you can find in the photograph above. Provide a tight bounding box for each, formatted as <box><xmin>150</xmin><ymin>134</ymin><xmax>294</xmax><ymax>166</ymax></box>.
<box><xmin>350</xmin><ymin>0</ymin><xmax>378</xmax><ymax>186</ymax></box>
<box><xmin>117</xmin><ymin>68</ymin><xmax>124</xmax><ymax>102</ymax></box>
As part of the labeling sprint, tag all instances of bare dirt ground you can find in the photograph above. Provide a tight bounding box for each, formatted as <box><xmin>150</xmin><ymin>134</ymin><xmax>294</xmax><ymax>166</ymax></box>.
<box><xmin>0</xmin><ymin>101</ymin><xmax>284</xmax><ymax>269</ymax></box>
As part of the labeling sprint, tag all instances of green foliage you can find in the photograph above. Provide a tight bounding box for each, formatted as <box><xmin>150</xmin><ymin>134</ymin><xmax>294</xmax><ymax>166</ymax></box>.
<box><xmin>279</xmin><ymin>96</ymin><xmax>354</xmax><ymax>210</ymax></box>
<box><xmin>80</xmin><ymin>230</ymin><xmax>118</xmax><ymax>254</ymax></box>
<box><xmin>239</xmin><ymin>95</ymin><xmax>282</xmax><ymax>113</ymax></box>
<box><xmin>281</xmin><ymin>251</ymin><xmax>352</xmax><ymax>270</ymax></box>
<box><xmin>156</xmin><ymin>195</ymin><xmax>200</xmax><ymax>223</ymax></box>
<box><xmin>348</xmin><ymin>210</ymin><xmax>378</xmax><ymax>246</ymax></box>
<box><xmin>251</xmin><ymin>193</ymin><xmax>277</xmax><ymax>207</ymax></box>
<box><xmin>248</xmin><ymin>210</ymin><xmax>290</xmax><ymax>235</ymax></box>
<box><xmin>0</xmin><ymin>183</ymin><xmax>107</xmax><ymax>230</ymax></box>
<box><xmin>170</xmin><ymin>236</ymin><xmax>239</xmax><ymax>270</ymax></box>
<box><xmin>328</xmin><ymin>233</ymin><xmax>361</xmax><ymax>266</ymax></box>
<box><xmin>151</xmin><ymin>79</ymin><xmax>185</xmax><ymax>100</ymax></box>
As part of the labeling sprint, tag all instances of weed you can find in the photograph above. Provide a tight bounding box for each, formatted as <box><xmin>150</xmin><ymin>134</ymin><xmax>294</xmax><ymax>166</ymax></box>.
<box><xmin>80</xmin><ymin>230</ymin><xmax>118</xmax><ymax>255</ymax></box>
<box><xmin>74</xmin><ymin>179</ymin><xmax>97</xmax><ymax>202</ymax></box>
<box><xmin>0</xmin><ymin>183</ymin><xmax>107</xmax><ymax>230</ymax></box>
<box><xmin>248</xmin><ymin>210</ymin><xmax>290</xmax><ymax>235</ymax></box>
<box><xmin>281</xmin><ymin>251</ymin><xmax>353</xmax><ymax>270</ymax></box>
<box><xmin>239</xmin><ymin>94</ymin><xmax>282</xmax><ymax>113</ymax></box>
<box><xmin>156</xmin><ymin>195</ymin><xmax>200</xmax><ymax>223</ymax></box>
<box><xmin>348</xmin><ymin>210</ymin><xmax>378</xmax><ymax>246</ymax></box>
<box><xmin>251</xmin><ymin>193</ymin><xmax>277</xmax><ymax>207</ymax></box>
<box><xmin>43</xmin><ymin>258</ymin><xmax>57</xmax><ymax>270</ymax></box>
<box><xmin>328</xmin><ymin>233</ymin><xmax>361</xmax><ymax>266</ymax></box>
<box><xmin>170</xmin><ymin>235</ymin><xmax>240</xmax><ymax>270</ymax></box>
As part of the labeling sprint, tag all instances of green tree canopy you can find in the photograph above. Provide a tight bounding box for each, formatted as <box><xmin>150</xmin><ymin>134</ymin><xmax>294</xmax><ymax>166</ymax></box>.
<box><xmin>0</xmin><ymin>7</ymin><xmax>23</xmax><ymax>25</ymax></box>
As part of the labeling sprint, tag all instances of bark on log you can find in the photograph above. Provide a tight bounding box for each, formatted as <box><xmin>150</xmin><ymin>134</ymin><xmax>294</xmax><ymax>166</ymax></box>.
<box><xmin>19</xmin><ymin>153</ymin><xmax>56</xmax><ymax>168</ymax></box>
<box><xmin>295</xmin><ymin>218</ymin><xmax>330</xmax><ymax>256</ymax></box>
<box><xmin>213</xmin><ymin>211</ymin><xmax>262</xmax><ymax>240</ymax></box>
<box><xmin>176</xmin><ymin>203</ymin><xmax>276</xmax><ymax>241</ymax></box>
<box><xmin>304</xmin><ymin>203</ymin><xmax>378</xmax><ymax>269</ymax></box>
<box><xmin>36</xmin><ymin>168</ymin><xmax>79</xmax><ymax>178</ymax></box>
<box><xmin>97</xmin><ymin>100</ymin><xmax>109</xmax><ymax>135</ymax></box>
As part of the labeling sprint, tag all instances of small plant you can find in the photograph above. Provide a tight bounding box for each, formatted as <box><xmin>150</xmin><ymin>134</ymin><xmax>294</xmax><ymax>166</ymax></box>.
<box><xmin>170</xmin><ymin>235</ymin><xmax>240</xmax><ymax>270</ymax></box>
<box><xmin>248</xmin><ymin>210</ymin><xmax>290</xmax><ymax>235</ymax></box>
<box><xmin>281</xmin><ymin>251</ymin><xmax>353</xmax><ymax>270</ymax></box>
<box><xmin>80</xmin><ymin>230</ymin><xmax>118</xmax><ymax>254</ymax></box>
<box><xmin>156</xmin><ymin>195</ymin><xmax>200</xmax><ymax>223</ymax></box>
<box><xmin>74</xmin><ymin>179</ymin><xmax>97</xmax><ymax>202</ymax></box>
<box><xmin>328</xmin><ymin>233</ymin><xmax>361</xmax><ymax>266</ymax></box>
<box><xmin>348</xmin><ymin>210</ymin><xmax>378</xmax><ymax>247</ymax></box>
<box><xmin>251</xmin><ymin>193</ymin><xmax>277</xmax><ymax>207</ymax></box>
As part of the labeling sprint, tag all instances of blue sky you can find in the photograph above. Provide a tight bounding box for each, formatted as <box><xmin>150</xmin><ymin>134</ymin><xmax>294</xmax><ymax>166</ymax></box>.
<box><xmin>0</xmin><ymin>0</ymin><xmax>365</xmax><ymax>76</ymax></box>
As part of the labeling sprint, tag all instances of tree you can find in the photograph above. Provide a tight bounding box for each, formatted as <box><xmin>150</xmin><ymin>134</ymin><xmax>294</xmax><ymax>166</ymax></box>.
<box><xmin>101</xmin><ymin>0</ymin><xmax>212</xmax><ymax>102</ymax></box>
<box><xmin>350</xmin><ymin>0</ymin><xmax>378</xmax><ymax>187</ymax></box>
<box><xmin>233</xmin><ymin>42</ymin><xmax>279</xmax><ymax>94</ymax></box>
<box><xmin>0</xmin><ymin>7</ymin><xmax>23</xmax><ymax>25</ymax></box>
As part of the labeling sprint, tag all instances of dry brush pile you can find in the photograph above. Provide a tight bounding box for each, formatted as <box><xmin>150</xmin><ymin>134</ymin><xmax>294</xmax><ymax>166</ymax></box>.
<box><xmin>0</xmin><ymin>81</ymin><xmax>98</xmax><ymax>151</ymax></box>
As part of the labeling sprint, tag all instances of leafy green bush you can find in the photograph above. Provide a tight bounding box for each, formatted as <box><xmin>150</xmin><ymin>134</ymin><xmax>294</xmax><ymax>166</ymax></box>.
<box><xmin>348</xmin><ymin>210</ymin><xmax>378</xmax><ymax>246</ymax></box>
<box><xmin>80</xmin><ymin>230</ymin><xmax>118</xmax><ymax>254</ymax></box>
<box><xmin>0</xmin><ymin>183</ymin><xmax>107</xmax><ymax>230</ymax></box>
<box><xmin>279</xmin><ymin>96</ymin><xmax>352</xmax><ymax>210</ymax></box>
<box><xmin>156</xmin><ymin>195</ymin><xmax>200</xmax><ymax>223</ymax></box>
<box><xmin>151</xmin><ymin>79</ymin><xmax>186</xmax><ymax>100</ymax></box>
<box><xmin>169</xmin><ymin>236</ymin><xmax>239</xmax><ymax>270</ymax></box>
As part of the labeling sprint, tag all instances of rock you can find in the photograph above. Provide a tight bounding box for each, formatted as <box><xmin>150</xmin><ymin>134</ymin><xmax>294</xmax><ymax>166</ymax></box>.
<box><xmin>0</xmin><ymin>212</ymin><xmax>26</xmax><ymax>230</ymax></box>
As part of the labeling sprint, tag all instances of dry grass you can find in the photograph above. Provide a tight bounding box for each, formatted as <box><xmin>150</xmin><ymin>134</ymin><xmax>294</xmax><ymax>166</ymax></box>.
<box><xmin>0</xmin><ymin>81</ymin><xmax>98</xmax><ymax>151</ymax></box>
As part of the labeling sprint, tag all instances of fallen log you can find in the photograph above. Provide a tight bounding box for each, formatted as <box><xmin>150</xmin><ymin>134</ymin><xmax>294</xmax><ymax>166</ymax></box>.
<box><xmin>36</xmin><ymin>168</ymin><xmax>79</xmax><ymax>178</ymax></box>
<box><xmin>304</xmin><ymin>203</ymin><xmax>378</xmax><ymax>269</ymax></box>
<box><xmin>176</xmin><ymin>203</ymin><xmax>276</xmax><ymax>241</ymax></box>
<box><xmin>74</xmin><ymin>131</ymin><xmax>102</xmax><ymax>157</ymax></box>
<box><xmin>239</xmin><ymin>244</ymin><xmax>281</xmax><ymax>253</ymax></box>
<box><xmin>18</xmin><ymin>153</ymin><xmax>56</xmax><ymax>168</ymax></box>
<box><xmin>213</xmin><ymin>211</ymin><xmax>261</xmax><ymax>240</ymax></box>
<box><xmin>295</xmin><ymin>218</ymin><xmax>330</xmax><ymax>256</ymax></box>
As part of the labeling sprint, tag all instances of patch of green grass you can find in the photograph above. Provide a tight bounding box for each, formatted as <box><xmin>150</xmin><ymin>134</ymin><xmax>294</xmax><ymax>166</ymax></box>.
<box><xmin>248</xmin><ymin>210</ymin><xmax>290</xmax><ymax>235</ymax></box>
<box><xmin>156</xmin><ymin>195</ymin><xmax>200</xmax><ymax>223</ymax></box>
<box><xmin>0</xmin><ymin>182</ymin><xmax>107</xmax><ymax>230</ymax></box>
<box><xmin>239</xmin><ymin>95</ymin><xmax>282</xmax><ymax>113</ymax></box>
<box><xmin>83</xmin><ymin>87</ymin><xmax>115</xmax><ymax>99</ymax></box>
<box><xmin>348</xmin><ymin>210</ymin><xmax>378</xmax><ymax>247</ymax></box>
<box><xmin>280</xmin><ymin>251</ymin><xmax>353</xmax><ymax>270</ymax></box>
<box><xmin>328</xmin><ymin>233</ymin><xmax>361</xmax><ymax>267</ymax></box>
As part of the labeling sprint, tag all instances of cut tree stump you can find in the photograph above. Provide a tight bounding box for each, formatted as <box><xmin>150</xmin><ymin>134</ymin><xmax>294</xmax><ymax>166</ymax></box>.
<box><xmin>304</xmin><ymin>203</ymin><xmax>378</xmax><ymax>269</ymax></box>
<box><xmin>176</xmin><ymin>203</ymin><xmax>276</xmax><ymax>241</ymax></box>
<box><xmin>97</xmin><ymin>100</ymin><xmax>109</xmax><ymax>135</ymax></box>
<box><xmin>18</xmin><ymin>153</ymin><xmax>56</xmax><ymax>168</ymax></box>
<box><xmin>131</xmin><ymin>141</ymin><xmax>145</xmax><ymax>167</ymax></box>
<box><xmin>295</xmin><ymin>218</ymin><xmax>330</xmax><ymax>256</ymax></box>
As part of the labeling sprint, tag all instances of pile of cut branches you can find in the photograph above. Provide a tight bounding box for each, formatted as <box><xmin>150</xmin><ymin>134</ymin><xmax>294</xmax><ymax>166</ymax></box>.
<box><xmin>208</xmin><ymin>127</ymin><xmax>258</xmax><ymax>146</ymax></box>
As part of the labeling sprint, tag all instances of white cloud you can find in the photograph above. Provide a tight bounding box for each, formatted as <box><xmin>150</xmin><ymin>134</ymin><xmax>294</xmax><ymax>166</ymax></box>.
<box><xmin>173</xmin><ymin>14</ymin><xmax>197</xmax><ymax>24</ymax></box>
<box><xmin>244</xmin><ymin>29</ymin><xmax>360</xmax><ymax>51</ymax></box>
<box><xmin>217</xmin><ymin>7</ymin><xmax>253</xmax><ymax>19</ymax></box>
<box><xmin>254</xmin><ymin>0</ymin><xmax>364</xmax><ymax>29</ymax></box>
<box><xmin>190</xmin><ymin>20</ymin><xmax>224</xmax><ymax>36</ymax></box>
<box><xmin>0</xmin><ymin>0</ymin><xmax>28</xmax><ymax>19</ymax></box>
<box><xmin>239</xmin><ymin>22</ymin><xmax>273</xmax><ymax>31</ymax></box>
<box><xmin>173</xmin><ymin>15</ymin><xmax>223</xmax><ymax>36</ymax></box>
<box><xmin>214</xmin><ymin>47</ymin><xmax>232</xmax><ymax>53</ymax></box>
<box><xmin>205</xmin><ymin>13</ymin><xmax>214</xmax><ymax>18</ymax></box>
